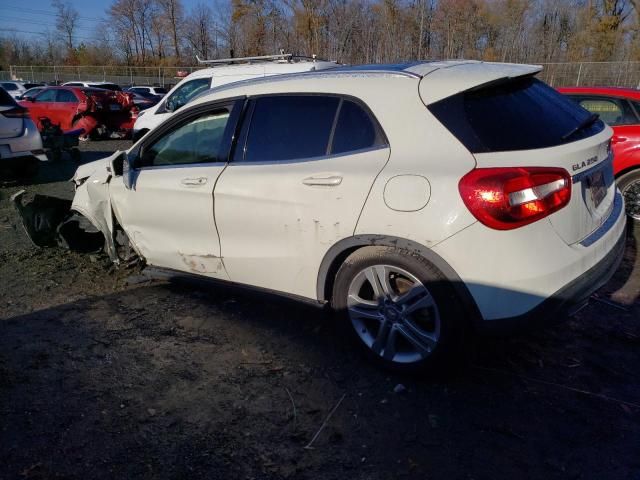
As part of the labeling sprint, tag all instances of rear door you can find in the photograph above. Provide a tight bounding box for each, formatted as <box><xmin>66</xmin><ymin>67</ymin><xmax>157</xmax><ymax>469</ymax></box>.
<box><xmin>428</xmin><ymin>76</ymin><xmax>616</xmax><ymax>245</ymax></box>
<box><xmin>54</xmin><ymin>89</ymin><xmax>80</xmax><ymax>129</ymax></box>
<box><xmin>109</xmin><ymin>99</ymin><xmax>243</xmax><ymax>277</ymax></box>
<box><xmin>214</xmin><ymin>94</ymin><xmax>390</xmax><ymax>299</ymax></box>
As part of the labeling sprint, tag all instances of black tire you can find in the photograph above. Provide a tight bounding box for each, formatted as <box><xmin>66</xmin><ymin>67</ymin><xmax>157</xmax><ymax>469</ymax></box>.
<box><xmin>617</xmin><ymin>169</ymin><xmax>640</xmax><ymax>221</ymax></box>
<box><xmin>331</xmin><ymin>246</ymin><xmax>469</xmax><ymax>375</ymax></box>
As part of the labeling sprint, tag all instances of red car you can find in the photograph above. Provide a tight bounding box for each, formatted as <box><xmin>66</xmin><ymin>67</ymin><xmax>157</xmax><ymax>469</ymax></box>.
<box><xmin>18</xmin><ymin>86</ymin><xmax>138</xmax><ymax>140</ymax></box>
<box><xmin>558</xmin><ymin>86</ymin><xmax>640</xmax><ymax>220</ymax></box>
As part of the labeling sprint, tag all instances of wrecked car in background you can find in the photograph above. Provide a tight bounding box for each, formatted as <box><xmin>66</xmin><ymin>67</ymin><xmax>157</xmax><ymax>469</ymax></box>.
<box><xmin>18</xmin><ymin>86</ymin><xmax>138</xmax><ymax>140</ymax></box>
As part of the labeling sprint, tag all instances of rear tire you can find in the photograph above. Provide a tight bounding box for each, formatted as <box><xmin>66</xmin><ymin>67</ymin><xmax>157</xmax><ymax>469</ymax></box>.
<box><xmin>331</xmin><ymin>246</ymin><xmax>469</xmax><ymax>375</ymax></box>
<box><xmin>618</xmin><ymin>169</ymin><xmax>640</xmax><ymax>221</ymax></box>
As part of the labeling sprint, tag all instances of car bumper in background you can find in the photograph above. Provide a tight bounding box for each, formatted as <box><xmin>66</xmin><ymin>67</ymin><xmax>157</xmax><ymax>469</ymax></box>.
<box><xmin>0</xmin><ymin>119</ymin><xmax>47</xmax><ymax>162</ymax></box>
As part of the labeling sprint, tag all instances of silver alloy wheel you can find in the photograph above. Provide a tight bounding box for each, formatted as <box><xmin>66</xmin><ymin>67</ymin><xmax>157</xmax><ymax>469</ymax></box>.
<box><xmin>346</xmin><ymin>264</ymin><xmax>441</xmax><ymax>364</ymax></box>
<box><xmin>622</xmin><ymin>179</ymin><xmax>640</xmax><ymax>220</ymax></box>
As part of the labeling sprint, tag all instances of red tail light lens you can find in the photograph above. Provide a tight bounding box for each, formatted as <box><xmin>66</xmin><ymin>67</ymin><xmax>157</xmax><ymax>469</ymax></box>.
<box><xmin>2</xmin><ymin>106</ymin><xmax>29</xmax><ymax>118</ymax></box>
<box><xmin>459</xmin><ymin>167</ymin><xmax>571</xmax><ymax>230</ymax></box>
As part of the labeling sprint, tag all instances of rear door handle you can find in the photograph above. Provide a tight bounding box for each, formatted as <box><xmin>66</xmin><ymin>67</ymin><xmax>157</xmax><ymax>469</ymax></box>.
<box><xmin>302</xmin><ymin>175</ymin><xmax>343</xmax><ymax>186</ymax></box>
<box><xmin>181</xmin><ymin>177</ymin><xmax>208</xmax><ymax>186</ymax></box>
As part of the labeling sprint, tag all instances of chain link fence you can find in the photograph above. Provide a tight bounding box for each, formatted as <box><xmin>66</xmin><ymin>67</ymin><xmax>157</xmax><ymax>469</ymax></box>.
<box><xmin>3</xmin><ymin>61</ymin><xmax>640</xmax><ymax>88</ymax></box>
<box><xmin>1</xmin><ymin>65</ymin><xmax>203</xmax><ymax>87</ymax></box>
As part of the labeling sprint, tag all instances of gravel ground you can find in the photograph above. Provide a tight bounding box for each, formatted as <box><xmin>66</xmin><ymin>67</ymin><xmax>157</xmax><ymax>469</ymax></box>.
<box><xmin>1</xmin><ymin>141</ymin><xmax>639</xmax><ymax>480</ymax></box>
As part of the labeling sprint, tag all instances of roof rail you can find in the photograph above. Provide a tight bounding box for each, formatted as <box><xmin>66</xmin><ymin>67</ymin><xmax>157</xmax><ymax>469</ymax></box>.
<box><xmin>196</xmin><ymin>53</ymin><xmax>292</xmax><ymax>65</ymax></box>
<box><xmin>195</xmin><ymin>52</ymin><xmax>325</xmax><ymax>65</ymax></box>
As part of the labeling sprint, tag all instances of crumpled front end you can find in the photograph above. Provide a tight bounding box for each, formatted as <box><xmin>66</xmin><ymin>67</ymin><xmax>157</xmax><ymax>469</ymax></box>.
<box><xmin>12</xmin><ymin>152</ymin><xmax>130</xmax><ymax>263</ymax></box>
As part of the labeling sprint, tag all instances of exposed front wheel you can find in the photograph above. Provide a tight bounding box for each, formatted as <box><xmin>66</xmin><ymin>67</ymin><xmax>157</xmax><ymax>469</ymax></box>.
<box><xmin>332</xmin><ymin>246</ymin><xmax>467</xmax><ymax>374</ymax></box>
<box><xmin>618</xmin><ymin>169</ymin><xmax>640</xmax><ymax>221</ymax></box>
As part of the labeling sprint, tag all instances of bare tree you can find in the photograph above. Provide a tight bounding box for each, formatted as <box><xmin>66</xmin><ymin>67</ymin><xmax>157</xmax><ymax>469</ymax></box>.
<box><xmin>52</xmin><ymin>0</ymin><xmax>79</xmax><ymax>51</ymax></box>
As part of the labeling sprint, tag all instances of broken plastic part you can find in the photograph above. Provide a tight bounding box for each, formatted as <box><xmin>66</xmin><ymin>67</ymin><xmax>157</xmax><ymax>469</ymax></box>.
<box><xmin>12</xmin><ymin>190</ymin><xmax>104</xmax><ymax>253</ymax></box>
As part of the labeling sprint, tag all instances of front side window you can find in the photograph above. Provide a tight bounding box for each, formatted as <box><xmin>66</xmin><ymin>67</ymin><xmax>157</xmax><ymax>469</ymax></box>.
<box><xmin>1</xmin><ymin>83</ymin><xmax>18</xmax><ymax>91</ymax></box>
<box><xmin>56</xmin><ymin>90</ymin><xmax>78</xmax><ymax>103</ymax></box>
<box><xmin>34</xmin><ymin>89</ymin><xmax>57</xmax><ymax>102</ymax></box>
<box><xmin>139</xmin><ymin>108</ymin><xmax>232</xmax><ymax>167</ymax></box>
<box><xmin>165</xmin><ymin>78</ymin><xmax>210</xmax><ymax>112</ymax></box>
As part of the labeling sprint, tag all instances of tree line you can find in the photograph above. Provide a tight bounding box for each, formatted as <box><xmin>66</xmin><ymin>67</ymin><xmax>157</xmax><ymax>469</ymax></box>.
<box><xmin>1</xmin><ymin>0</ymin><xmax>640</xmax><ymax>68</ymax></box>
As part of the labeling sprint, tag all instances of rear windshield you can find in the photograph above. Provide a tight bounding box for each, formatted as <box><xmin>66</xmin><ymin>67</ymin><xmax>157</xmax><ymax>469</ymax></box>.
<box><xmin>0</xmin><ymin>82</ymin><xmax>18</xmax><ymax>91</ymax></box>
<box><xmin>428</xmin><ymin>77</ymin><xmax>605</xmax><ymax>153</ymax></box>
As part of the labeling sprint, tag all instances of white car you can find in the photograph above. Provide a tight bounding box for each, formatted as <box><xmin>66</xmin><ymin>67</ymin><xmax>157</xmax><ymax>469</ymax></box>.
<box><xmin>131</xmin><ymin>56</ymin><xmax>338</xmax><ymax>141</ymax></box>
<box><xmin>127</xmin><ymin>86</ymin><xmax>168</xmax><ymax>96</ymax></box>
<box><xmin>0</xmin><ymin>81</ymin><xmax>27</xmax><ymax>100</ymax></box>
<box><xmin>16</xmin><ymin>61</ymin><xmax>626</xmax><ymax>373</ymax></box>
<box><xmin>0</xmin><ymin>87</ymin><xmax>47</xmax><ymax>177</ymax></box>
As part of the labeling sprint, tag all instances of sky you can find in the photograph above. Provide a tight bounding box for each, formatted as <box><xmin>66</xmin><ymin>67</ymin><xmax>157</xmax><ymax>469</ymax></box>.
<box><xmin>0</xmin><ymin>0</ymin><xmax>209</xmax><ymax>42</ymax></box>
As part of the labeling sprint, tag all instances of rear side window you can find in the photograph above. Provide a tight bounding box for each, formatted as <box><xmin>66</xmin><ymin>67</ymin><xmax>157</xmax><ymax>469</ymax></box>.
<box><xmin>239</xmin><ymin>95</ymin><xmax>387</xmax><ymax>162</ymax></box>
<box><xmin>243</xmin><ymin>96</ymin><xmax>339</xmax><ymax>162</ymax></box>
<box><xmin>569</xmin><ymin>96</ymin><xmax>638</xmax><ymax>126</ymax></box>
<box><xmin>1</xmin><ymin>83</ymin><xmax>18</xmax><ymax>91</ymax></box>
<box><xmin>56</xmin><ymin>90</ymin><xmax>78</xmax><ymax>102</ymax></box>
<box><xmin>429</xmin><ymin>77</ymin><xmax>605</xmax><ymax>152</ymax></box>
<box><xmin>34</xmin><ymin>89</ymin><xmax>57</xmax><ymax>102</ymax></box>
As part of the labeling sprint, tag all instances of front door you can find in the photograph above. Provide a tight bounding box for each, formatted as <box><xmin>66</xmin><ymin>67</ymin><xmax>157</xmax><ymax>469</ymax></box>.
<box><xmin>214</xmin><ymin>95</ymin><xmax>390</xmax><ymax>299</ymax></box>
<box><xmin>109</xmin><ymin>100</ymin><xmax>242</xmax><ymax>278</ymax></box>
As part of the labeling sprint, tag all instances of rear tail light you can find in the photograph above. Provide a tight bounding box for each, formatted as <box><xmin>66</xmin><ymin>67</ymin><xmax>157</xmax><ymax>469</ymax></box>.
<box><xmin>2</xmin><ymin>106</ymin><xmax>29</xmax><ymax>118</ymax></box>
<box><xmin>459</xmin><ymin>167</ymin><xmax>571</xmax><ymax>230</ymax></box>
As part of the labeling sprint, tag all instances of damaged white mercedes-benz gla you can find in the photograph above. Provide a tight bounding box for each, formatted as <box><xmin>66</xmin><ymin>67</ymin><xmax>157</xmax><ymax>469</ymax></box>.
<box><xmin>14</xmin><ymin>61</ymin><xmax>627</xmax><ymax>373</ymax></box>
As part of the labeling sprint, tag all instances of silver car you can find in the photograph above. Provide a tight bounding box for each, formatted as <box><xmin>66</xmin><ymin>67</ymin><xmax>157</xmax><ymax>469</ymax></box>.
<box><xmin>0</xmin><ymin>87</ymin><xmax>46</xmax><ymax>178</ymax></box>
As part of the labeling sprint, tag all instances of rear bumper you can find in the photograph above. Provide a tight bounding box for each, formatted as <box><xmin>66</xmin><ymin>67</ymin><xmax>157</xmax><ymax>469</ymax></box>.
<box><xmin>0</xmin><ymin>119</ymin><xmax>47</xmax><ymax>162</ymax></box>
<box><xmin>476</xmin><ymin>222</ymin><xmax>626</xmax><ymax>334</ymax></box>
<box><xmin>432</xmin><ymin>190</ymin><xmax>627</xmax><ymax>325</ymax></box>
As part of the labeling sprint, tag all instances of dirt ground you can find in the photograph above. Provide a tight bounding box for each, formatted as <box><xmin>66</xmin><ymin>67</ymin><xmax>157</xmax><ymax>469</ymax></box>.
<box><xmin>1</xmin><ymin>142</ymin><xmax>639</xmax><ymax>480</ymax></box>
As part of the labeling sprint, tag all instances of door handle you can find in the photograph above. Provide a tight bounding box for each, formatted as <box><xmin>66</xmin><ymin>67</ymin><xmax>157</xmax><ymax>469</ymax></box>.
<box><xmin>302</xmin><ymin>175</ymin><xmax>343</xmax><ymax>186</ymax></box>
<box><xmin>181</xmin><ymin>177</ymin><xmax>208</xmax><ymax>186</ymax></box>
<box><xmin>612</xmin><ymin>135</ymin><xmax>627</xmax><ymax>144</ymax></box>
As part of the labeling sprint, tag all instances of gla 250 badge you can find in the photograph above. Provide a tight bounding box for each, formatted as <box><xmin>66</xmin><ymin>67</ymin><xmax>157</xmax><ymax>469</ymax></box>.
<box><xmin>572</xmin><ymin>156</ymin><xmax>598</xmax><ymax>172</ymax></box>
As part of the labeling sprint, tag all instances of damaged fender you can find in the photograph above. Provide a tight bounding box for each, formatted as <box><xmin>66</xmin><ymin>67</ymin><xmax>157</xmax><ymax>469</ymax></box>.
<box><xmin>12</xmin><ymin>151</ymin><xmax>127</xmax><ymax>263</ymax></box>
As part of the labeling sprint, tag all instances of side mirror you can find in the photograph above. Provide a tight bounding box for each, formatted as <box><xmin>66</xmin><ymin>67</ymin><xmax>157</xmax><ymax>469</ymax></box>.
<box><xmin>164</xmin><ymin>99</ymin><xmax>175</xmax><ymax>112</ymax></box>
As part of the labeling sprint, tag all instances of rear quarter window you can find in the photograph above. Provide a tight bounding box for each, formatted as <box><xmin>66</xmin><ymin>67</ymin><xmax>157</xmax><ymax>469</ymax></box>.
<box><xmin>429</xmin><ymin>77</ymin><xmax>605</xmax><ymax>152</ymax></box>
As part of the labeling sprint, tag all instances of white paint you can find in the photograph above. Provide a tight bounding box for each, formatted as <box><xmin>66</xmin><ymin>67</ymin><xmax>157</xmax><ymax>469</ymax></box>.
<box><xmin>383</xmin><ymin>175</ymin><xmax>431</xmax><ymax>212</ymax></box>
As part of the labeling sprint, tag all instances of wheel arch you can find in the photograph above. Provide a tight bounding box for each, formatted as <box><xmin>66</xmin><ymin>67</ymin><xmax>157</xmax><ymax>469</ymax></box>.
<box><xmin>317</xmin><ymin>235</ymin><xmax>482</xmax><ymax>324</ymax></box>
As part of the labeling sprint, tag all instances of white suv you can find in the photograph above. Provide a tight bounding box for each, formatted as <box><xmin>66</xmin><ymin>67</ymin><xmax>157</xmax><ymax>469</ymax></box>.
<box><xmin>131</xmin><ymin>56</ymin><xmax>338</xmax><ymax>141</ymax></box>
<box><xmin>19</xmin><ymin>61</ymin><xmax>626</xmax><ymax>373</ymax></box>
